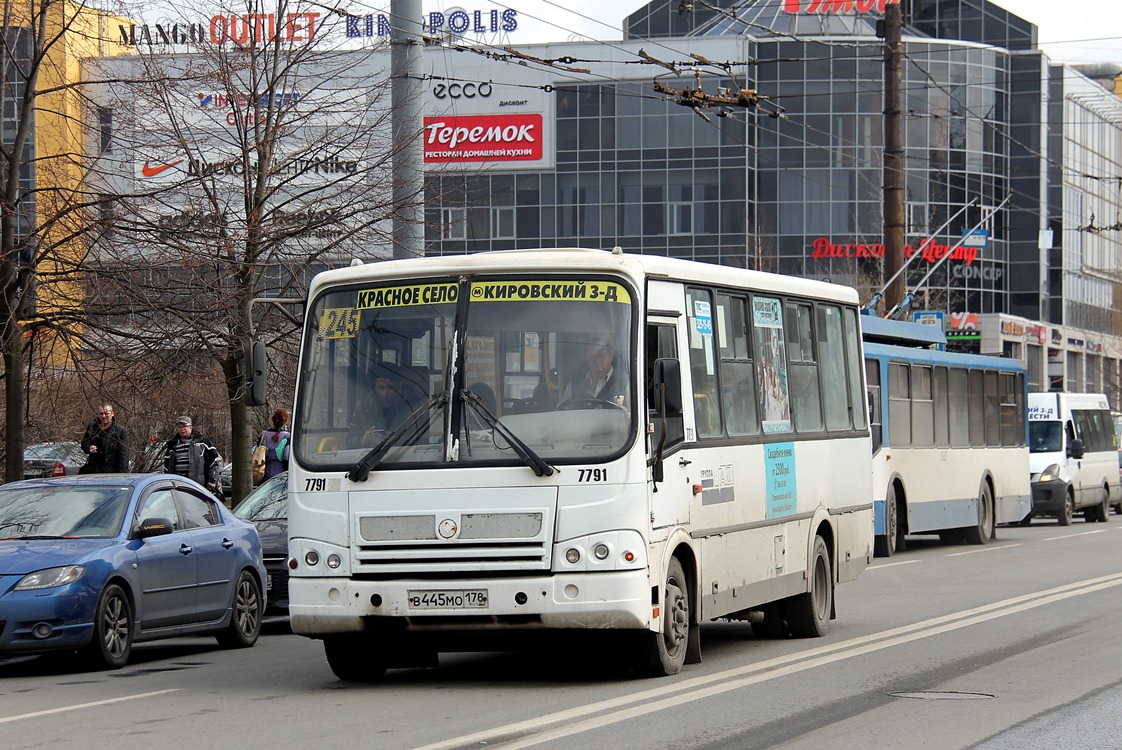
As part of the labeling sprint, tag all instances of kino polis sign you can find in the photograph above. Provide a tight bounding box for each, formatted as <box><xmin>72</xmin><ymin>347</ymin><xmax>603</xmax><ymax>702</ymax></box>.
<box><xmin>118</xmin><ymin>5</ymin><xmax>518</xmax><ymax>47</ymax></box>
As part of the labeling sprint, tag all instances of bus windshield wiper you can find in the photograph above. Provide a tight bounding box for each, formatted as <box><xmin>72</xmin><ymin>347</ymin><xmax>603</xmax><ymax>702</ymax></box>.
<box><xmin>462</xmin><ymin>389</ymin><xmax>555</xmax><ymax>477</ymax></box>
<box><xmin>347</xmin><ymin>394</ymin><xmax>447</xmax><ymax>482</ymax></box>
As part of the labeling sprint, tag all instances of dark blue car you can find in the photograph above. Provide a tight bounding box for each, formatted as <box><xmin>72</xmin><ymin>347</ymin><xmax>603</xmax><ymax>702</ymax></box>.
<box><xmin>0</xmin><ymin>474</ymin><xmax>266</xmax><ymax>669</ymax></box>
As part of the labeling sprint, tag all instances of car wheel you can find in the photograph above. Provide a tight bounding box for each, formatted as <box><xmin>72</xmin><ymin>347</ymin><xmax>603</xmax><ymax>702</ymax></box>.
<box><xmin>216</xmin><ymin>570</ymin><xmax>262</xmax><ymax>648</ymax></box>
<box><xmin>82</xmin><ymin>583</ymin><xmax>133</xmax><ymax>669</ymax></box>
<box><xmin>1059</xmin><ymin>491</ymin><xmax>1074</xmax><ymax>526</ymax></box>
<box><xmin>1094</xmin><ymin>487</ymin><xmax>1110</xmax><ymax>523</ymax></box>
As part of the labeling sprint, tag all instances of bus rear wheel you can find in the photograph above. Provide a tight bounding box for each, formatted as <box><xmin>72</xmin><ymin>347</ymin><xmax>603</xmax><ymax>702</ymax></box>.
<box><xmin>964</xmin><ymin>483</ymin><xmax>994</xmax><ymax>544</ymax></box>
<box><xmin>633</xmin><ymin>557</ymin><xmax>690</xmax><ymax>677</ymax></box>
<box><xmin>786</xmin><ymin>535</ymin><xmax>833</xmax><ymax>638</ymax></box>
<box><xmin>324</xmin><ymin>635</ymin><xmax>388</xmax><ymax>681</ymax></box>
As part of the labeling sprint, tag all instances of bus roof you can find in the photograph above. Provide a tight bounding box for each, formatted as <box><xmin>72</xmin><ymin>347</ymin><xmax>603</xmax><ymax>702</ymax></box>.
<box><xmin>860</xmin><ymin>314</ymin><xmax>947</xmax><ymax>347</ymax></box>
<box><xmin>309</xmin><ymin>248</ymin><xmax>860</xmax><ymax>305</ymax></box>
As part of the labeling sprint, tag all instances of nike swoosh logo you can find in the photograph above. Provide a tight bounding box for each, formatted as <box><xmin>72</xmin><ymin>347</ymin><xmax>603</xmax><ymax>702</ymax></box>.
<box><xmin>141</xmin><ymin>160</ymin><xmax>181</xmax><ymax>177</ymax></box>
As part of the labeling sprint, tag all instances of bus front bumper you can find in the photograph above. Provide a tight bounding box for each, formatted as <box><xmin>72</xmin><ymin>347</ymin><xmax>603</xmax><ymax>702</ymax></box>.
<box><xmin>289</xmin><ymin>570</ymin><xmax>653</xmax><ymax>636</ymax></box>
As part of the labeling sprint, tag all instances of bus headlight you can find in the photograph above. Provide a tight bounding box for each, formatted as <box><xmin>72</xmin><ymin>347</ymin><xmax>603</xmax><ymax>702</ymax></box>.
<box><xmin>555</xmin><ymin>531</ymin><xmax>646</xmax><ymax>572</ymax></box>
<box><xmin>326</xmin><ymin>554</ymin><xmax>342</xmax><ymax>569</ymax></box>
<box><xmin>304</xmin><ymin>550</ymin><xmax>320</xmax><ymax>567</ymax></box>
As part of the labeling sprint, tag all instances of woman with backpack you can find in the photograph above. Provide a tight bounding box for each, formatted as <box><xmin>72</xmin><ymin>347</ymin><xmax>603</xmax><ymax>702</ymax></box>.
<box><xmin>255</xmin><ymin>408</ymin><xmax>291</xmax><ymax>481</ymax></box>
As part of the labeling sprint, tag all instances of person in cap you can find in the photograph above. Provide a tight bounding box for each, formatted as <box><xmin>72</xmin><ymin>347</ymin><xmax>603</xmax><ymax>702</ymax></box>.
<box><xmin>348</xmin><ymin>365</ymin><xmax>425</xmax><ymax>448</ymax></box>
<box><xmin>163</xmin><ymin>415</ymin><xmax>221</xmax><ymax>492</ymax></box>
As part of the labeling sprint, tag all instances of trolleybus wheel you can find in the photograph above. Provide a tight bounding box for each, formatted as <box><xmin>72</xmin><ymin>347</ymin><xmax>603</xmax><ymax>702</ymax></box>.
<box><xmin>964</xmin><ymin>483</ymin><xmax>994</xmax><ymax>545</ymax></box>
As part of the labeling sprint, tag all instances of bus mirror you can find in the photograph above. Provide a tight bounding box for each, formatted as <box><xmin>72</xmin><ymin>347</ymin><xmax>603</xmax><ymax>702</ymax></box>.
<box><xmin>653</xmin><ymin>358</ymin><xmax>683</xmax><ymax>416</ymax></box>
<box><xmin>1068</xmin><ymin>437</ymin><xmax>1085</xmax><ymax>460</ymax></box>
<box><xmin>245</xmin><ymin>339</ymin><xmax>267</xmax><ymax>407</ymax></box>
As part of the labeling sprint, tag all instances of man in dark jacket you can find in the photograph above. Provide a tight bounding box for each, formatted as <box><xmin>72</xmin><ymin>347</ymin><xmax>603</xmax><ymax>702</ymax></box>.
<box><xmin>80</xmin><ymin>404</ymin><xmax>130</xmax><ymax>473</ymax></box>
<box><xmin>163</xmin><ymin>415</ymin><xmax>221</xmax><ymax>493</ymax></box>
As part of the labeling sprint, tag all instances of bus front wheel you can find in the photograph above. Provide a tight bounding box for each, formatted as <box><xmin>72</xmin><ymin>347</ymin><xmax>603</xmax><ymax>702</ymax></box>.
<box><xmin>634</xmin><ymin>557</ymin><xmax>690</xmax><ymax>677</ymax></box>
<box><xmin>324</xmin><ymin>635</ymin><xmax>388</xmax><ymax>681</ymax></box>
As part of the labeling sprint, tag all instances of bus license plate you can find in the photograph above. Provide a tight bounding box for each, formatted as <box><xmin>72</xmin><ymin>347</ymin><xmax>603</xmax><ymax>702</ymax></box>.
<box><xmin>407</xmin><ymin>589</ymin><xmax>488</xmax><ymax>609</ymax></box>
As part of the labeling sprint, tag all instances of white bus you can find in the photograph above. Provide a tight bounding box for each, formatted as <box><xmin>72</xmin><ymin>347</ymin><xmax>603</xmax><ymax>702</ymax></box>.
<box><xmin>283</xmin><ymin>248</ymin><xmax>873</xmax><ymax>679</ymax></box>
<box><xmin>862</xmin><ymin>316</ymin><xmax>1032</xmax><ymax>556</ymax></box>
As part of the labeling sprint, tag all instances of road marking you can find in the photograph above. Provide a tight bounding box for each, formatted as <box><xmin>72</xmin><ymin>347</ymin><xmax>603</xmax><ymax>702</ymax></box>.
<box><xmin>868</xmin><ymin>559</ymin><xmax>920</xmax><ymax>570</ymax></box>
<box><xmin>1042</xmin><ymin>529</ymin><xmax>1109</xmax><ymax>541</ymax></box>
<box><xmin>415</xmin><ymin>572</ymin><xmax>1122</xmax><ymax>750</ymax></box>
<box><xmin>0</xmin><ymin>689</ymin><xmax>179</xmax><ymax>724</ymax></box>
<box><xmin>946</xmin><ymin>543</ymin><xmax>1022</xmax><ymax>557</ymax></box>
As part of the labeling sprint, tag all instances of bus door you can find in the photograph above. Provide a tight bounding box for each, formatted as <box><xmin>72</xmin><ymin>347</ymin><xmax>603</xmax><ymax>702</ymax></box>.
<box><xmin>646</xmin><ymin>310</ymin><xmax>689</xmax><ymax>532</ymax></box>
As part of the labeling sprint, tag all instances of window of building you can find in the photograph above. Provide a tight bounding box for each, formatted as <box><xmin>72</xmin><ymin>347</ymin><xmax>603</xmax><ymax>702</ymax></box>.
<box><xmin>441</xmin><ymin>208</ymin><xmax>466</xmax><ymax>240</ymax></box>
<box><xmin>668</xmin><ymin>202</ymin><xmax>692</xmax><ymax>235</ymax></box>
<box><xmin>906</xmin><ymin>201</ymin><xmax>928</xmax><ymax>234</ymax></box>
<box><xmin>492</xmin><ymin>207</ymin><xmax>514</xmax><ymax>239</ymax></box>
<box><xmin>98</xmin><ymin>107</ymin><xmax>112</xmax><ymax>154</ymax></box>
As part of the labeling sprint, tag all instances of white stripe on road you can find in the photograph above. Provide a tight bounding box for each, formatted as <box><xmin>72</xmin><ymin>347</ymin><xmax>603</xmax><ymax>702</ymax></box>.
<box><xmin>415</xmin><ymin>572</ymin><xmax>1122</xmax><ymax>750</ymax></box>
<box><xmin>946</xmin><ymin>543</ymin><xmax>1022</xmax><ymax>557</ymax></box>
<box><xmin>1042</xmin><ymin>529</ymin><xmax>1109</xmax><ymax>541</ymax></box>
<box><xmin>867</xmin><ymin>558</ymin><xmax>921</xmax><ymax>570</ymax></box>
<box><xmin>0</xmin><ymin>689</ymin><xmax>179</xmax><ymax>724</ymax></box>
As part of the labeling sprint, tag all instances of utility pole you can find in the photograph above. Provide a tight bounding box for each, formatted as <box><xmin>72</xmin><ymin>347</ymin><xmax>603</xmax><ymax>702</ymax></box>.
<box><xmin>881</xmin><ymin>2</ymin><xmax>905</xmax><ymax>312</ymax></box>
<box><xmin>390</xmin><ymin>0</ymin><xmax>424</xmax><ymax>259</ymax></box>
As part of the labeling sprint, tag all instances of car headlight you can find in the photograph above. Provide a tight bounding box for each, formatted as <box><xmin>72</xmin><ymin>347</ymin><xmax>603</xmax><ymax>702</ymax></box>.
<box><xmin>14</xmin><ymin>565</ymin><xmax>85</xmax><ymax>591</ymax></box>
<box><xmin>1037</xmin><ymin>464</ymin><xmax>1062</xmax><ymax>483</ymax></box>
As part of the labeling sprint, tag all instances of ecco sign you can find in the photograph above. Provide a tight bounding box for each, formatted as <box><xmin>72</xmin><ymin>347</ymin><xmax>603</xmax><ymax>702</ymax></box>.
<box><xmin>433</xmin><ymin>82</ymin><xmax>493</xmax><ymax>100</ymax></box>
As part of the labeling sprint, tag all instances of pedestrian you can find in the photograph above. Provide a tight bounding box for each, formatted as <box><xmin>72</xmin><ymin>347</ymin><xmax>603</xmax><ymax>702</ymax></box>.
<box><xmin>79</xmin><ymin>404</ymin><xmax>130</xmax><ymax>473</ymax></box>
<box><xmin>256</xmin><ymin>408</ymin><xmax>291</xmax><ymax>480</ymax></box>
<box><xmin>163</xmin><ymin>415</ymin><xmax>221</xmax><ymax>494</ymax></box>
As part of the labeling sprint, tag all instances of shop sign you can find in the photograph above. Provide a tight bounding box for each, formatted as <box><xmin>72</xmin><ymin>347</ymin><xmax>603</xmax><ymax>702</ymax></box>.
<box><xmin>120</xmin><ymin>13</ymin><xmax>321</xmax><ymax>47</ymax></box>
<box><xmin>1025</xmin><ymin>324</ymin><xmax>1046</xmax><ymax>344</ymax></box>
<box><xmin>784</xmin><ymin>0</ymin><xmax>900</xmax><ymax>13</ymax></box>
<box><xmin>1000</xmin><ymin>320</ymin><xmax>1024</xmax><ymax>337</ymax></box>
<box><xmin>346</xmin><ymin>9</ymin><xmax>518</xmax><ymax>39</ymax></box>
<box><xmin>423</xmin><ymin>114</ymin><xmax>543</xmax><ymax>163</ymax></box>
<box><xmin>810</xmin><ymin>236</ymin><xmax>978</xmax><ymax>265</ymax></box>
<box><xmin>949</xmin><ymin>312</ymin><xmax>978</xmax><ymax>330</ymax></box>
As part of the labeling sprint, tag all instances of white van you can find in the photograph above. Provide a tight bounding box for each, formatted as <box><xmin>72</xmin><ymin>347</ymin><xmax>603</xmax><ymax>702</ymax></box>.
<box><xmin>1026</xmin><ymin>392</ymin><xmax>1120</xmax><ymax>525</ymax></box>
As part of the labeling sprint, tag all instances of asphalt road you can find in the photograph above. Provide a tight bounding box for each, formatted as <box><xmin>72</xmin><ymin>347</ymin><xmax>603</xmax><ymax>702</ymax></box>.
<box><xmin>3</xmin><ymin>517</ymin><xmax>1122</xmax><ymax>750</ymax></box>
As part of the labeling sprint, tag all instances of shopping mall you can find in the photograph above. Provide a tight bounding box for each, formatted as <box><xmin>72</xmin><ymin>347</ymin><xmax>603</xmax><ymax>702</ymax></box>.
<box><xmin>83</xmin><ymin>0</ymin><xmax>1122</xmax><ymax>400</ymax></box>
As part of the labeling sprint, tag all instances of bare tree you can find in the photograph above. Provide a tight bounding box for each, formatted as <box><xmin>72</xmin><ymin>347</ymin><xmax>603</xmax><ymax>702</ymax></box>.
<box><xmin>78</xmin><ymin>0</ymin><xmax>406</xmax><ymax>500</ymax></box>
<box><xmin>0</xmin><ymin>0</ymin><xmax>145</xmax><ymax>480</ymax></box>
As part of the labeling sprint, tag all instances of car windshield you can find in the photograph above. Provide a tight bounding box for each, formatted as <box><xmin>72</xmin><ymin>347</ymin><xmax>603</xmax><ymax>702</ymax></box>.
<box><xmin>296</xmin><ymin>275</ymin><xmax>635</xmax><ymax>470</ymax></box>
<box><xmin>1029</xmin><ymin>420</ymin><xmax>1063</xmax><ymax>453</ymax></box>
<box><xmin>234</xmin><ymin>474</ymin><xmax>287</xmax><ymax>521</ymax></box>
<box><xmin>0</xmin><ymin>485</ymin><xmax>132</xmax><ymax>538</ymax></box>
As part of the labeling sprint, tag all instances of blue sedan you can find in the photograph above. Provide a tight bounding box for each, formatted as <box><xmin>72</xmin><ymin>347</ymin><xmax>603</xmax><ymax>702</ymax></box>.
<box><xmin>0</xmin><ymin>474</ymin><xmax>266</xmax><ymax>669</ymax></box>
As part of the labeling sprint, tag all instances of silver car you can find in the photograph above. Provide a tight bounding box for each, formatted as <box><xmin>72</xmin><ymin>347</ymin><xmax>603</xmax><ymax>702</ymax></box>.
<box><xmin>23</xmin><ymin>442</ymin><xmax>87</xmax><ymax>478</ymax></box>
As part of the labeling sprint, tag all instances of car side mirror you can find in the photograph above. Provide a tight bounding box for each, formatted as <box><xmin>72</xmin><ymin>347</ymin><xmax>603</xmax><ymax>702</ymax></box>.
<box><xmin>1068</xmin><ymin>438</ymin><xmax>1085</xmax><ymax>460</ymax></box>
<box><xmin>135</xmin><ymin>517</ymin><xmax>174</xmax><ymax>539</ymax></box>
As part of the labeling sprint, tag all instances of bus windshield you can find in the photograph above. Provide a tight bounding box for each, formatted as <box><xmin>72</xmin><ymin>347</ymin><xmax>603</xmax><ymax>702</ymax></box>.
<box><xmin>296</xmin><ymin>275</ymin><xmax>636</xmax><ymax>470</ymax></box>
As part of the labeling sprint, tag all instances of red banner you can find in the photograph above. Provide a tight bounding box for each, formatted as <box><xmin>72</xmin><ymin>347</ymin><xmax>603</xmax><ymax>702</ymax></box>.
<box><xmin>423</xmin><ymin>114</ymin><xmax>543</xmax><ymax>163</ymax></box>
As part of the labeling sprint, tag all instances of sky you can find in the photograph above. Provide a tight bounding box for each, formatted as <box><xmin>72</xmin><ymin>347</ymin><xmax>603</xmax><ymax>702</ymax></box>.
<box><xmin>466</xmin><ymin>0</ymin><xmax>1122</xmax><ymax>65</ymax></box>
